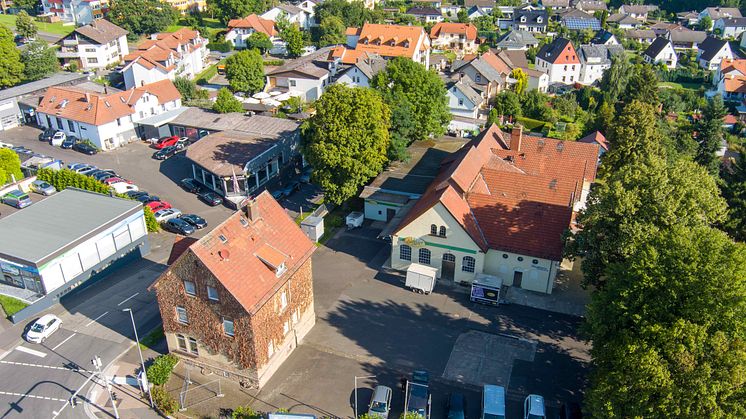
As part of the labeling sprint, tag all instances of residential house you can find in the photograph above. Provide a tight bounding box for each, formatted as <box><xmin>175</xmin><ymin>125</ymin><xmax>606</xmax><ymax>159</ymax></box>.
<box><xmin>346</xmin><ymin>23</ymin><xmax>431</xmax><ymax>69</ymax></box>
<box><xmin>407</xmin><ymin>7</ymin><xmax>444</xmax><ymax>23</ymax></box>
<box><xmin>495</xmin><ymin>30</ymin><xmax>539</xmax><ymax>50</ymax></box>
<box><xmin>122</xmin><ymin>28</ymin><xmax>209</xmax><ymax>90</ymax></box>
<box><xmin>266</xmin><ymin>46</ymin><xmax>337</xmax><ymax>102</ymax></box>
<box><xmin>650</xmin><ymin>21</ymin><xmax>681</xmax><ymax>36</ymax></box>
<box><xmin>446</xmin><ymin>79</ymin><xmax>486</xmax><ymax>120</ymax></box>
<box><xmin>714</xmin><ymin>59</ymin><xmax>746</xmax><ymax>101</ymax></box>
<box><xmin>667</xmin><ymin>26</ymin><xmax>707</xmax><ymax>49</ymax></box>
<box><xmin>676</xmin><ymin>10</ymin><xmax>700</xmax><ymax>27</ymax></box>
<box><xmin>430</xmin><ymin>22</ymin><xmax>479</xmax><ymax>55</ymax></box>
<box><xmin>643</xmin><ymin>37</ymin><xmax>677</xmax><ymax>69</ymax></box>
<box><xmin>35</xmin><ymin>79</ymin><xmax>182</xmax><ymax>150</ymax></box>
<box><xmin>513</xmin><ymin>5</ymin><xmax>548</xmax><ymax>33</ymax></box>
<box><xmin>151</xmin><ymin>193</ymin><xmax>316</xmax><ymax>389</ymax></box>
<box><xmin>713</xmin><ymin>17</ymin><xmax>746</xmax><ymax>39</ymax></box>
<box><xmin>607</xmin><ymin>13</ymin><xmax>643</xmax><ymax>29</ymax></box>
<box><xmin>334</xmin><ymin>53</ymin><xmax>387</xmax><ymax>88</ymax></box>
<box><xmin>700</xmin><ymin>7</ymin><xmax>742</xmax><ymax>28</ymax></box>
<box><xmin>56</xmin><ymin>19</ymin><xmax>128</xmax><ymax>70</ymax></box>
<box><xmin>560</xmin><ymin>9</ymin><xmax>601</xmax><ymax>31</ymax></box>
<box><xmin>495</xmin><ymin>6</ymin><xmax>517</xmax><ymax>30</ymax></box>
<box><xmin>451</xmin><ymin>51</ymin><xmax>510</xmax><ymax>99</ymax></box>
<box><xmin>164</xmin><ymin>0</ymin><xmax>205</xmax><ymax>13</ymax></box>
<box><xmin>541</xmin><ymin>0</ymin><xmax>570</xmax><ymax>13</ymax></box>
<box><xmin>464</xmin><ymin>0</ymin><xmax>494</xmax><ymax>14</ymax></box>
<box><xmin>535</xmin><ymin>37</ymin><xmax>580</xmax><ymax>84</ymax></box>
<box><xmin>41</xmin><ymin>0</ymin><xmax>109</xmax><ymax>25</ymax></box>
<box><xmin>573</xmin><ymin>0</ymin><xmax>607</xmax><ymax>13</ymax></box>
<box><xmin>466</xmin><ymin>6</ymin><xmax>490</xmax><ymax>19</ymax></box>
<box><xmin>261</xmin><ymin>4</ymin><xmax>314</xmax><ymax>31</ymax></box>
<box><xmin>741</xmin><ymin>31</ymin><xmax>746</xmax><ymax>49</ymax></box>
<box><xmin>625</xmin><ymin>29</ymin><xmax>656</xmax><ymax>44</ymax></box>
<box><xmin>590</xmin><ymin>29</ymin><xmax>619</xmax><ymax>46</ymax></box>
<box><xmin>697</xmin><ymin>35</ymin><xmax>734</xmax><ymax>70</ymax></box>
<box><xmin>390</xmin><ymin>124</ymin><xmax>599</xmax><ymax>292</ymax></box>
<box><xmin>226</xmin><ymin>14</ymin><xmax>278</xmax><ymax>49</ymax></box>
<box><xmin>619</xmin><ymin>4</ymin><xmax>658</xmax><ymax>20</ymax></box>
<box><xmin>578</xmin><ymin>44</ymin><xmax>621</xmax><ymax>85</ymax></box>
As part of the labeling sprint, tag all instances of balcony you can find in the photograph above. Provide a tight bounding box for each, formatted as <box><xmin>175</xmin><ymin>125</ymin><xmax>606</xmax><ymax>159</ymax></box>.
<box><xmin>57</xmin><ymin>50</ymin><xmax>80</xmax><ymax>58</ymax></box>
<box><xmin>62</xmin><ymin>39</ymin><xmax>78</xmax><ymax>46</ymax></box>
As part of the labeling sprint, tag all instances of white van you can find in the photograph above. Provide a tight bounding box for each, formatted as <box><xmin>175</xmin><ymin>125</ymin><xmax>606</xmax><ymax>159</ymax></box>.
<box><xmin>482</xmin><ymin>385</ymin><xmax>506</xmax><ymax>419</ymax></box>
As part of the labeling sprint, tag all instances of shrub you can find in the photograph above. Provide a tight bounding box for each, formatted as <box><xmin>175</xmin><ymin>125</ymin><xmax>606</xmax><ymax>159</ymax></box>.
<box><xmin>263</xmin><ymin>59</ymin><xmax>285</xmax><ymax>66</ymax></box>
<box><xmin>151</xmin><ymin>385</ymin><xmax>178</xmax><ymax>415</ymax></box>
<box><xmin>146</xmin><ymin>353</ymin><xmax>178</xmax><ymax>386</ymax></box>
<box><xmin>232</xmin><ymin>405</ymin><xmax>262</xmax><ymax>419</ymax></box>
<box><xmin>210</xmin><ymin>40</ymin><xmax>233</xmax><ymax>52</ymax></box>
<box><xmin>325</xmin><ymin>214</ymin><xmax>344</xmax><ymax>228</ymax></box>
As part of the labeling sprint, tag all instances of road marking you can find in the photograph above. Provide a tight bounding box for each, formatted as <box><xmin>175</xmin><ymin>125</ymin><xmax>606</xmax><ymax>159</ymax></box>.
<box><xmin>14</xmin><ymin>346</ymin><xmax>47</xmax><ymax>358</ymax></box>
<box><xmin>117</xmin><ymin>292</ymin><xmax>140</xmax><ymax>306</ymax></box>
<box><xmin>0</xmin><ymin>360</ymin><xmax>80</xmax><ymax>371</ymax></box>
<box><xmin>51</xmin><ymin>333</ymin><xmax>76</xmax><ymax>351</ymax></box>
<box><xmin>85</xmin><ymin>311</ymin><xmax>108</xmax><ymax>326</ymax></box>
<box><xmin>0</xmin><ymin>390</ymin><xmax>66</xmax><ymax>402</ymax></box>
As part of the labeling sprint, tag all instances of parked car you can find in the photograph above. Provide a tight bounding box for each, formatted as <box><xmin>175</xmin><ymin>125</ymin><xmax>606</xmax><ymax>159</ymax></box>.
<box><xmin>446</xmin><ymin>393</ymin><xmax>466</xmax><ymax>419</ymax></box>
<box><xmin>146</xmin><ymin>200</ymin><xmax>171</xmax><ymax>212</ymax></box>
<box><xmin>39</xmin><ymin>128</ymin><xmax>55</xmax><ymax>142</ymax></box>
<box><xmin>152</xmin><ymin>135</ymin><xmax>179</xmax><ymax>149</ymax></box>
<box><xmin>61</xmin><ymin>135</ymin><xmax>78</xmax><ymax>149</ymax></box>
<box><xmin>180</xmin><ymin>178</ymin><xmax>201</xmax><ymax>193</ymax></box>
<box><xmin>406</xmin><ymin>370</ymin><xmax>431</xmax><ymax>418</ymax></box>
<box><xmin>125</xmin><ymin>190</ymin><xmax>148</xmax><ymax>199</ymax></box>
<box><xmin>12</xmin><ymin>146</ymin><xmax>32</xmax><ymax>154</ymax></box>
<box><xmin>29</xmin><ymin>180</ymin><xmax>56</xmax><ymax>196</ymax></box>
<box><xmin>154</xmin><ymin>208</ymin><xmax>182</xmax><ymax>223</ymax></box>
<box><xmin>77</xmin><ymin>165</ymin><xmax>99</xmax><ymax>175</ymax></box>
<box><xmin>163</xmin><ymin>217</ymin><xmax>195</xmax><ymax>235</ymax></box>
<box><xmin>197</xmin><ymin>190</ymin><xmax>223</xmax><ymax>206</ymax></box>
<box><xmin>68</xmin><ymin>163</ymin><xmax>91</xmax><ymax>172</ymax></box>
<box><xmin>153</xmin><ymin>145</ymin><xmax>179</xmax><ymax>160</ymax></box>
<box><xmin>2</xmin><ymin>190</ymin><xmax>32</xmax><ymax>209</ymax></box>
<box><xmin>51</xmin><ymin>131</ymin><xmax>66</xmax><ymax>146</ymax></box>
<box><xmin>72</xmin><ymin>142</ymin><xmax>98</xmax><ymax>155</ymax></box>
<box><xmin>25</xmin><ymin>314</ymin><xmax>62</xmax><ymax>344</ymax></box>
<box><xmin>180</xmin><ymin>213</ymin><xmax>207</xmax><ymax>229</ymax></box>
<box><xmin>524</xmin><ymin>395</ymin><xmax>545</xmax><ymax>419</ymax></box>
<box><xmin>136</xmin><ymin>194</ymin><xmax>160</xmax><ymax>204</ymax></box>
<box><xmin>92</xmin><ymin>171</ymin><xmax>118</xmax><ymax>182</ymax></box>
<box><xmin>0</xmin><ymin>141</ymin><xmax>14</xmax><ymax>149</ymax></box>
<box><xmin>368</xmin><ymin>385</ymin><xmax>392</xmax><ymax>419</ymax></box>
<box><xmin>559</xmin><ymin>402</ymin><xmax>582</xmax><ymax>419</ymax></box>
<box><xmin>270</xmin><ymin>189</ymin><xmax>284</xmax><ymax>200</ymax></box>
<box><xmin>110</xmin><ymin>182</ymin><xmax>139</xmax><ymax>194</ymax></box>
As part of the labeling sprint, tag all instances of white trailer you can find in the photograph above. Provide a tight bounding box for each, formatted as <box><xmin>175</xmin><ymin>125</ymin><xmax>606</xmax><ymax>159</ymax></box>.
<box><xmin>346</xmin><ymin>211</ymin><xmax>364</xmax><ymax>230</ymax></box>
<box><xmin>405</xmin><ymin>263</ymin><xmax>439</xmax><ymax>294</ymax></box>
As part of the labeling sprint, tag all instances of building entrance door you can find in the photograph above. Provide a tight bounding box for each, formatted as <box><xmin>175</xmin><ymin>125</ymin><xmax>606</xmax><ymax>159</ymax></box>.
<box><xmin>386</xmin><ymin>208</ymin><xmax>396</xmax><ymax>221</ymax></box>
<box><xmin>513</xmin><ymin>271</ymin><xmax>523</xmax><ymax>288</ymax></box>
<box><xmin>441</xmin><ymin>253</ymin><xmax>455</xmax><ymax>281</ymax></box>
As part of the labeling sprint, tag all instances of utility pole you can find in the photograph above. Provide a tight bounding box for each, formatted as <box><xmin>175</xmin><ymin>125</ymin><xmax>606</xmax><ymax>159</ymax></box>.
<box><xmin>123</xmin><ymin>307</ymin><xmax>154</xmax><ymax>408</ymax></box>
<box><xmin>92</xmin><ymin>355</ymin><xmax>119</xmax><ymax>419</ymax></box>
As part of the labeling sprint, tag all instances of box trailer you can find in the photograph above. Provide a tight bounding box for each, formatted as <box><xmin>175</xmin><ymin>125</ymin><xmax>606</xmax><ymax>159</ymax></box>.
<box><xmin>470</xmin><ymin>273</ymin><xmax>503</xmax><ymax>306</ymax></box>
<box><xmin>405</xmin><ymin>263</ymin><xmax>438</xmax><ymax>294</ymax></box>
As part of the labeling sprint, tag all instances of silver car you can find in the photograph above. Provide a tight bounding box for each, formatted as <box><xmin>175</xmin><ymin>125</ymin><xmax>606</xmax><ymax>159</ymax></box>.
<box><xmin>29</xmin><ymin>180</ymin><xmax>56</xmax><ymax>196</ymax></box>
<box><xmin>368</xmin><ymin>385</ymin><xmax>392</xmax><ymax>419</ymax></box>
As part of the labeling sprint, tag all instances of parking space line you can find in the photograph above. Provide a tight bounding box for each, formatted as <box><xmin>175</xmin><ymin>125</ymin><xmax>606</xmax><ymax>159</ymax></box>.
<box><xmin>14</xmin><ymin>346</ymin><xmax>47</xmax><ymax>358</ymax></box>
<box><xmin>0</xmin><ymin>390</ymin><xmax>66</xmax><ymax>402</ymax></box>
<box><xmin>117</xmin><ymin>292</ymin><xmax>139</xmax><ymax>306</ymax></box>
<box><xmin>85</xmin><ymin>311</ymin><xmax>108</xmax><ymax>326</ymax></box>
<box><xmin>51</xmin><ymin>333</ymin><xmax>76</xmax><ymax>351</ymax></box>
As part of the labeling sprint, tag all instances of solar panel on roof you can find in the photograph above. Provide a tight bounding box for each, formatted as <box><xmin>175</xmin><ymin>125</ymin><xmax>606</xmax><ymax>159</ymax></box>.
<box><xmin>563</xmin><ymin>17</ymin><xmax>601</xmax><ymax>30</ymax></box>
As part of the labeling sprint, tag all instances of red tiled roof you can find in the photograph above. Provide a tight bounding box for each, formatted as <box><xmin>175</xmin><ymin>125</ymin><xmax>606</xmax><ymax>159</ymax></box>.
<box><xmin>430</xmin><ymin>22</ymin><xmax>478</xmax><ymax>41</ymax></box>
<box><xmin>228</xmin><ymin>14</ymin><xmax>277</xmax><ymax>36</ymax></box>
<box><xmin>167</xmin><ymin>236</ymin><xmax>198</xmax><ymax>265</ymax></box>
<box><xmin>355</xmin><ymin>23</ymin><xmax>429</xmax><ymax>59</ymax></box>
<box><xmin>172</xmin><ymin>192</ymin><xmax>315</xmax><ymax>312</ymax></box>
<box><xmin>395</xmin><ymin>124</ymin><xmax>599</xmax><ymax>260</ymax></box>
<box><xmin>578</xmin><ymin>131</ymin><xmax>608</xmax><ymax>151</ymax></box>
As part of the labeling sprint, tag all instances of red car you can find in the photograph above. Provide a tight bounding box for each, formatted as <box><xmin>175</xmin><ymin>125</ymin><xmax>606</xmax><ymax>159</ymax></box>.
<box><xmin>146</xmin><ymin>200</ymin><xmax>171</xmax><ymax>212</ymax></box>
<box><xmin>153</xmin><ymin>135</ymin><xmax>179</xmax><ymax>149</ymax></box>
<box><xmin>102</xmin><ymin>177</ymin><xmax>133</xmax><ymax>185</ymax></box>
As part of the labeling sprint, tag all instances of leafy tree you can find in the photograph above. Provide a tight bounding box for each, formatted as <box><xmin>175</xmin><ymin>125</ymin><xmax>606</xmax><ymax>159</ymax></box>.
<box><xmin>493</xmin><ymin>90</ymin><xmax>522</xmax><ymax>119</ymax></box>
<box><xmin>15</xmin><ymin>11</ymin><xmax>37</xmax><ymax>40</ymax></box>
<box><xmin>225</xmin><ymin>49</ymin><xmax>265</xmax><ymax>94</ymax></box>
<box><xmin>0</xmin><ymin>25</ymin><xmax>24</xmax><ymax>88</ymax></box>
<box><xmin>601</xmin><ymin>100</ymin><xmax>662</xmax><ymax>173</ymax></box>
<box><xmin>280</xmin><ymin>23</ymin><xmax>304</xmax><ymax>58</ymax></box>
<box><xmin>108</xmin><ymin>0</ymin><xmax>177</xmax><ymax>40</ymax></box>
<box><xmin>698</xmin><ymin>15</ymin><xmax>712</xmax><ymax>31</ymax></box>
<box><xmin>0</xmin><ymin>148</ymin><xmax>23</xmax><ymax>185</ymax></box>
<box><xmin>487</xmin><ymin>108</ymin><xmax>500</xmax><ymax>126</ymax></box>
<box><xmin>301</xmin><ymin>84</ymin><xmax>390</xmax><ymax>204</ymax></box>
<box><xmin>457</xmin><ymin>9</ymin><xmax>469</xmax><ymax>23</ymax></box>
<box><xmin>599</xmin><ymin>54</ymin><xmax>632</xmax><ymax>104</ymax></box>
<box><xmin>232</xmin><ymin>405</ymin><xmax>262</xmax><ymax>419</ymax></box>
<box><xmin>372</xmin><ymin>57</ymin><xmax>450</xmax><ymax>154</ymax></box>
<box><xmin>721</xmin><ymin>153</ymin><xmax>746</xmax><ymax>241</ymax></box>
<box><xmin>213</xmin><ymin>88</ymin><xmax>244</xmax><ymax>113</ymax></box>
<box><xmin>623</xmin><ymin>64</ymin><xmax>659</xmax><ymax>106</ymax></box>
<box><xmin>21</xmin><ymin>39</ymin><xmax>59</xmax><ymax>81</ymax></box>
<box><xmin>318</xmin><ymin>15</ymin><xmax>346</xmax><ymax>47</ymax></box>
<box><xmin>695</xmin><ymin>95</ymin><xmax>727</xmax><ymax>176</ymax></box>
<box><xmin>520</xmin><ymin>89</ymin><xmax>554</xmax><ymax>121</ymax></box>
<box><xmin>174</xmin><ymin>76</ymin><xmax>198</xmax><ymax>100</ymax></box>
<box><xmin>510</xmin><ymin>68</ymin><xmax>528</xmax><ymax>95</ymax></box>
<box><xmin>206</xmin><ymin>0</ymin><xmax>270</xmax><ymax>24</ymax></box>
<box><xmin>593</xmin><ymin>99</ymin><xmax>615</xmax><ymax>133</ymax></box>
<box><xmin>12</xmin><ymin>0</ymin><xmax>38</xmax><ymax>13</ymax></box>
<box><xmin>315</xmin><ymin>0</ymin><xmax>384</xmax><ymax>27</ymax></box>
<box><xmin>246</xmin><ymin>31</ymin><xmax>273</xmax><ymax>54</ymax></box>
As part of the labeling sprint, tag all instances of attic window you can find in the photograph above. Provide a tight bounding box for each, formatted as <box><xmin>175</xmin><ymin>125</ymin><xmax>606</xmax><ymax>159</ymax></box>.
<box><xmin>240</xmin><ymin>218</ymin><xmax>249</xmax><ymax>227</ymax></box>
<box><xmin>218</xmin><ymin>234</ymin><xmax>228</xmax><ymax>243</ymax></box>
<box><xmin>104</xmin><ymin>100</ymin><xmax>111</xmax><ymax>108</ymax></box>
<box><xmin>59</xmin><ymin>99</ymin><xmax>69</xmax><ymax>109</ymax></box>
<box><xmin>85</xmin><ymin>104</ymin><xmax>93</xmax><ymax>111</ymax></box>
<box><xmin>556</xmin><ymin>142</ymin><xmax>565</xmax><ymax>152</ymax></box>
<box><xmin>255</xmin><ymin>244</ymin><xmax>288</xmax><ymax>277</ymax></box>
<box><xmin>549</xmin><ymin>179</ymin><xmax>558</xmax><ymax>190</ymax></box>
<box><xmin>120</xmin><ymin>96</ymin><xmax>126</xmax><ymax>103</ymax></box>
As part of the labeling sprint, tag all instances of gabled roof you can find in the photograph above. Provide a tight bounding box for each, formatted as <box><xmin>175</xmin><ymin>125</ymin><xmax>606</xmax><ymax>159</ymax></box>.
<box><xmin>620</xmin><ymin>4</ymin><xmax>657</xmax><ymax>15</ymax></box>
<box><xmin>591</xmin><ymin>29</ymin><xmax>615</xmax><ymax>44</ymax></box>
<box><xmin>541</xmin><ymin>0</ymin><xmax>570</xmax><ymax>7</ymax></box>
<box><xmin>355</xmin><ymin>23</ymin><xmax>429</xmax><ymax>58</ymax></box>
<box><xmin>514</xmin><ymin>6</ymin><xmax>549</xmax><ymax>25</ymax></box>
<box><xmin>644</xmin><ymin>37</ymin><xmax>673</xmax><ymax>60</ymax></box>
<box><xmin>698</xmin><ymin>35</ymin><xmax>730</xmax><ymax>62</ymax></box>
<box><xmin>702</xmin><ymin>7</ymin><xmax>742</xmax><ymax>20</ymax></box>
<box><xmin>536</xmin><ymin>37</ymin><xmax>578</xmax><ymax>64</ymax></box>
<box><xmin>452</xmin><ymin>51</ymin><xmax>511</xmax><ymax>83</ymax></box>
<box><xmin>159</xmin><ymin>192</ymin><xmax>316</xmax><ymax>314</ymax></box>
<box><xmin>447</xmin><ymin>79</ymin><xmax>483</xmax><ymax>106</ymax></box>
<box><xmin>70</xmin><ymin>19</ymin><xmax>127</xmax><ymax>45</ymax></box>
<box><xmin>125</xmin><ymin>28</ymin><xmax>205</xmax><ymax>68</ymax></box>
<box><xmin>574</xmin><ymin>0</ymin><xmax>607</xmax><ymax>11</ymax></box>
<box><xmin>407</xmin><ymin>6</ymin><xmax>441</xmax><ymax>16</ymax></box>
<box><xmin>717</xmin><ymin>17</ymin><xmax>746</xmax><ymax>27</ymax></box>
<box><xmin>578</xmin><ymin>44</ymin><xmax>612</xmax><ymax>64</ymax></box>
<box><xmin>267</xmin><ymin>46</ymin><xmax>334</xmax><ymax>79</ymax></box>
<box><xmin>352</xmin><ymin>54</ymin><xmax>387</xmax><ymax>79</ymax></box>
<box><xmin>721</xmin><ymin>58</ymin><xmax>746</xmax><ymax>76</ymax></box>
<box><xmin>625</xmin><ymin>29</ymin><xmax>656</xmax><ymax>39</ymax></box>
<box><xmin>667</xmin><ymin>27</ymin><xmax>707</xmax><ymax>44</ymax></box>
<box><xmin>578</xmin><ymin>131</ymin><xmax>608</xmax><ymax>151</ymax></box>
<box><xmin>464</xmin><ymin>0</ymin><xmax>494</xmax><ymax>8</ymax></box>
<box><xmin>496</xmin><ymin>30</ymin><xmax>538</xmax><ymax>49</ymax></box>
<box><xmin>430</xmin><ymin>22</ymin><xmax>478</xmax><ymax>41</ymax></box>
<box><xmin>228</xmin><ymin>14</ymin><xmax>277</xmax><ymax>36</ymax></box>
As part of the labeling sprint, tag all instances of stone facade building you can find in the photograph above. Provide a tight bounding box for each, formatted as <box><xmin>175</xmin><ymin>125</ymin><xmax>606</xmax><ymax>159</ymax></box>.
<box><xmin>151</xmin><ymin>192</ymin><xmax>316</xmax><ymax>388</ymax></box>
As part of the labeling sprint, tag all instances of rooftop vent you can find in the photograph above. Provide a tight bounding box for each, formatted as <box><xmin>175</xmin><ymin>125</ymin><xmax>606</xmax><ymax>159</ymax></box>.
<box><xmin>59</xmin><ymin>99</ymin><xmax>69</xmax><ymax>109</ymax></box>
<box><xmin>556</xmin><ymin>141</ymin><xmax>564</xmax><ymax>152</ymax></box>
<box><xmin>218</xmin><ymin>249</ymin><xmax>230</xmax><ymax>261</ymax></box>
<box><xmin>218</xmin><ymin>234</ymin><xmax>227</xmax><ymax>243</ymax></box>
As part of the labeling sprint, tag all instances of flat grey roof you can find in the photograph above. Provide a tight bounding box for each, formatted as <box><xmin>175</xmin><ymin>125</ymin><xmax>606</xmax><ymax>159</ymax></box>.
<box><xmin>0</xmin><ymin>72</ymin><xmax>88</xmax><ymax>101</ymax></box>
<box><xmin>170</xmin><ymin>107</ymin><xmax>299</xmax><ymax>137</ymax></box>
<box><xmin>0</xmin><ymin>188</ymin><xmax>142</xmax><ymax>265</ymax></box>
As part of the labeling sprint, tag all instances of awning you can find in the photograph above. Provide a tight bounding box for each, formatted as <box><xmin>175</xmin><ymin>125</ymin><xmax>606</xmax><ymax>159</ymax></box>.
<box><xmin>136</xmin><ymin>107</ymin><xmax>189</xmax><ymax>127</ymax></box>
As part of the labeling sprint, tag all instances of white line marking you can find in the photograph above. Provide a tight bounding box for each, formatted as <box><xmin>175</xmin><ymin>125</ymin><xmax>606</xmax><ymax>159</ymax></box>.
<box><xmin>52</xmin><ymin>333</ymin><xmax>76</xmax><ymax>351</ymax></box>
<box><xmin>117</xmin><ymin>292</ymin><xmax>140</xmax><ymax>306</ymax></box>
<box><xmin>0</xmin><ymin>390</ymin><xmax>66</xmax><ymax>402</ymax></box>
<box><xmin>0</xmin><ymin>360</ymin><xmax>84</xmax><ymax>371</ymax></box>
<box><xmin>14</xmin><ymin>346</ymin><xmax>47</xmax><ymax>358</ymax></box>
<box><xmin>85</xmin><ymin>311</ymin><xmax>108</xmax><ymax>326</ymax></box>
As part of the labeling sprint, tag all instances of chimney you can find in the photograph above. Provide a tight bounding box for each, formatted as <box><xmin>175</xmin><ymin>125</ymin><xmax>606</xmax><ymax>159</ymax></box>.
<box><xmin>510</xmin><ymin>125</ymin><xmax>523</xmax><ymax>151</ymax></box>
<box><xmin>244</xmin><ymin>199</ymin><xmax>260</xmax><ymax>222</ymax></box>
<box><xmin>84</xmin><ymin>92</ymin><xmax>90</xmax><ymax>103</ymax></box>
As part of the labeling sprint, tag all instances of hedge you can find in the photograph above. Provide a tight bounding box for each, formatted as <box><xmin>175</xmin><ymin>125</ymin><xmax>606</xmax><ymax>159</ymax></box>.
<box><xmin>515</xmin><ymin>116</ymin><xmax>548</xmax><ymax>131</ymax></box>
<box><xmin>37</xmin><ymin>168</ymin><xmax>160</xmax><ymax>232</ymax></box>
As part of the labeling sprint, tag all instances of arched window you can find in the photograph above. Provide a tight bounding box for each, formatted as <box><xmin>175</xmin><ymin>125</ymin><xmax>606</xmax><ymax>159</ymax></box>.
<box><xmin>418</xmin><ymin>248</ymin><xmax>431</xmax><ymax>265</ymax></box>
<box><xmin>439</xmin><ymin>226</ymin><xmax>447</xmax><ymax>237</ymax></box>
<box><xmin>430</xmin><ymin>224</ymin><xmax>438</xmax><ymax>235</ymax></box>
<box><xmin>462</xmin><ymin>256</ymin><xmax>475</xmax><ymax>273</ymax></box>
<box><xmin>400</xmin><ymin>245</ymin><xmax>412</xmax><ymax>261</ymax></box>
<box><xmin>443</xmin><ymin>253</ymin><xmax>455</xmax><ymax>263</ymax></box>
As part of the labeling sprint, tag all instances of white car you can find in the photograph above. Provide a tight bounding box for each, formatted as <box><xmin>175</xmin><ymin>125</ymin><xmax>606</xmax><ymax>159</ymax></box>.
<box><xmin>154</xmin><ymin>208</ymin><xmax>182</xmax><ymax>223</ymax></box>
<box><xmin>51</xmin><ymin>131</ymin><xmax>66</xmax><ymax>146</ymax></box>
<box><xmin>524</xmin><ymin>394</ymin><xmax>546</xmax><ymax>419</ymax></box>
<box><xmin>0</xmin><ymin>141</ymin><xmax>14</xmax><ymax>149</ymax></box>
<box><xmin>109</xmin><ymin>182</ymin><xmax>139</xmax><ymax>194</ymax></box>
<box><xmin>25</xmin><ymin>314</ymin><xmax>62</xmax><ymax>343</ymax></box>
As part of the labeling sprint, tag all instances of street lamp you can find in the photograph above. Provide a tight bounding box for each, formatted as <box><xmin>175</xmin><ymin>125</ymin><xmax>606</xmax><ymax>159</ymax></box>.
<box><xmin>122</xmin><ymin>308</ymin><xmax>154</xmax><ymax>408</ymax></box>
<box><xmin>353</xmin><ymin>375</ymin><xmax>376</xmax><ymax>418</ymax></box>
<box><xmin>92</xmin><ymin>355</ymin><xmax>119</xmax><ymax>419</ymax></box>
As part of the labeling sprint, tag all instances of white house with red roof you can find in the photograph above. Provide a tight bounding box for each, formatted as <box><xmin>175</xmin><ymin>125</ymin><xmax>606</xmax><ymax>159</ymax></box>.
<box><xmin>226</xmin><ymin>14</ymin><xmax>279</xmax><ymax>49</ymax></box>
<box><xmin>429</xmin><ymin>22</ymin><xmax>479</xmax><ymax>56</ymax></box>
<box><xmin>390</xmin><ymin>124</ymin><xmax>599</xmax><ymax>293</ymax></box>
<box><xmin>346</xmin><ymin>23</ymin><xmax>431</xmax><ymax>68</ymax></box>
<box><xmin>121</xmin><ymin>28</ymin><xmax>209</xmax><ymax>90</ymax></box>
<box><xmin>535</xmin><ymin>37</ymin><xmax>581</xmax><ymax>84</ymax></box>
<box><xmin>715</xmin><ymin>58</ymin><xmax>746</xmax><ymax>101</ymax></box>
<box><xmin>35</xmin><ymin>80</ymin><xmax>182</xmax><ymax>150</ymax></box>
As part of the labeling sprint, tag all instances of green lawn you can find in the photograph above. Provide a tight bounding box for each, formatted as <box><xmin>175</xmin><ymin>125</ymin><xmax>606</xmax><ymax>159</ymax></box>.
<box><xmin>195</xmin><ymin>60</ymin><xmax>220</xmax><ymax>85</ymax></box>
<box><xmin>0</xmin><ymin>295</ymin><xmax>28</xmax><ymax>318</ymax></box>
<box><xmin>658</xmin><ymin>81</ymin><xmax>702</xmax><ymax>90</ymax></box>
<box><xmin>0</xmin><ymin>14</ymin><xmax>74</xmax><ymax>36</ymax></box>
<box><xmin>165</xmin><ymin>17</ymin><xmax>225</xmax><ymax>35</ymax></box>
<box><xmin>139</xmin><ymin>325</ymin><xmax>165</xmax><ymax>351</ymax></box>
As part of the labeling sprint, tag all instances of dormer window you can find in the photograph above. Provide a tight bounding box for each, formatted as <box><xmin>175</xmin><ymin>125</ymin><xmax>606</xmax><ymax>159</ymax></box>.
<box><xmin>521</xmin><ymin>16</ymin><xmax>526</xmax><ymax>22</ymax></box>
<box><xmin>255</xmin><ymin>243</ymin><xmax>288</xmax><ymax>277</ymax></box>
